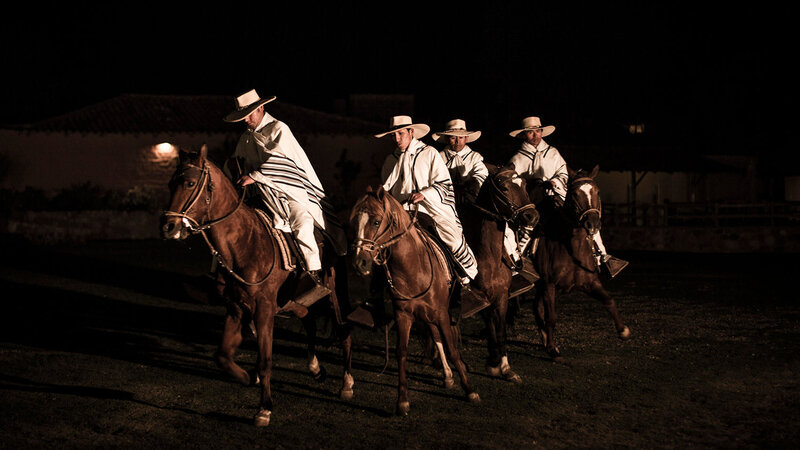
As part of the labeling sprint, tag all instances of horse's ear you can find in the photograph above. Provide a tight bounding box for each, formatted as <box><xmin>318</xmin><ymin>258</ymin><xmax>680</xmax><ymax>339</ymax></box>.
<box><xmin>366</xmin><ymin>185</ymin><xmax>374</xmax><ymax>193</ymax></box>
<box><xmin>590</xmin><ymin>165</ymin><xmax>600</xmax><ymax>178</ymax></box>
<box><xmin>200</xmin><ymin>144</ymin><xmax>208</xmax><ymax>160</ymax></box>
<box><xmin>567</xmin><ymin>165</ymin><xmax>577</xmax><ymax>178</ymax></box>
<box><xmin>376</xmin><ymin>186</ymin><xmax>385</xmax><ymax>199</ymax></box>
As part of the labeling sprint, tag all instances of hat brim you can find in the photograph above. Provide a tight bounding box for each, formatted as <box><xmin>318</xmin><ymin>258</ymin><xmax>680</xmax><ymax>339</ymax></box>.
<box><xmin>374</xmin><ymin>124</ymin><xmax>430</xmax><ymax>139</ymax></box>
<box><xmin>432</xmin><ymin>130</ymin><xmax>481</xmax><ymax>143</ymax></box>
<box><xmin>223</xmin><ymin>96</ymin><xmax>277</xmax><ymax>123</ymax></box>
<box><xmin>509</xmin><ymin>125</ymin><xmax>555</xmax><ymax>138</ymax></box>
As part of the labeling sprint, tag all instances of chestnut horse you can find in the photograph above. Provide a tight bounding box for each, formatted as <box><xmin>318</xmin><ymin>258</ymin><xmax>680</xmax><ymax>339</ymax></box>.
<box><xmin>529</xmin><ymin>165</ymin><xmax>631</xmax><ymax>360</ymax></box>
<box><xmin>350</xmin><ymin>187</ymin><xmax>480</xmax><ymax>415</ymax></box>
<box><xmin>161</xmin><ymin>145</ymin><xmax>354</xmax><ymax>426</ymax></box>
<box><xmin>458</xmin><ymin>166</ymin><xmax>538</xmax><ymax>383</ymax></box>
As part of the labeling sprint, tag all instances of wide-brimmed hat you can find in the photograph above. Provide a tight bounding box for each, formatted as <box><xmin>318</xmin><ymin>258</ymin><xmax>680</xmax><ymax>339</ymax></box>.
<box><xmin>509</xmin><ymin>116</ymin><xmax>556</xmax><ymax>138</ymax></box>
<box><xmin>431</xmin><ymin>119</ymin><xmax>481</xmax><ymax>143</ymax></box>
<box><xmin>374</xmin><ymin>115</ymin><xmax>430</xmax><ymax>139</ymax></box>
<box><xmin>223</xmin><ymin>89</ymin><xmax>277</xmax><ymax>123</ymax></box>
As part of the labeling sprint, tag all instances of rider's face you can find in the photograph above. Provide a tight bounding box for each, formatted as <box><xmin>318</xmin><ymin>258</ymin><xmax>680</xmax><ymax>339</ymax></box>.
<box><xmin>449</xmin><ymin>135</ymin><xmax>467</xmax><ymax>152</ymax></box>
<box><xmin>524</xmin><ymin>128</ymin><xmax>543</xmax><ymax>146</ymax></box>
<box><xmin>244</xmin><ymin>106</ymin><xmax>265</xmax><ymax>130</ymax></box>
<box><xmin>392</xmin><ymin>128</ymin><xmax>414</xmax><ymax>150</ymax></box>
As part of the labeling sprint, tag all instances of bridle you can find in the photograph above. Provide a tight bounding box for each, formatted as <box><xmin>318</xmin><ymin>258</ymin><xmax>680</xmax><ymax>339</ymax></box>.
<box><xmin>567</xmin><ymin>176</ymin><xmax>602</xmax><ymax>226</ymax></box>
<box><xmin>471</xmin><ymin>172</ymin><xmax>538</xmax><ymax>226</ymax></box>
<box><xmin>162</xmin><ymin>159</ymin><xmax>275</xmax><ymax>286</ymax></box>
<box><xmin>352</xmin><ymin>197</ymin><xmax>436</xmax><ymax>300</ymax></box>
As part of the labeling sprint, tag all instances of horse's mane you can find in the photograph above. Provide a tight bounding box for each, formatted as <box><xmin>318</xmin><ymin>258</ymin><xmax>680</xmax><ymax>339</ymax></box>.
<box><xmin>350</xmin><ymin>188</ymin><xmax>413</xmax><ymax>231</ymax></box>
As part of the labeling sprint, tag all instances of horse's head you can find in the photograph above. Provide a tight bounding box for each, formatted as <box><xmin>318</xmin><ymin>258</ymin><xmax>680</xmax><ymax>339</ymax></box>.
<box><xmin>484</xmin><ymin>164</ymin><xmax>539</xmax><ymax>228</ymax></box>
<box><xmin>160</xmin><ymin>144</ymin><xmax>220</xmax><ymax>240</ymax></box>
<box><xmin>566</xmin><ymin>165</ymin><xmax>602</xmax><ymax>236</ymax></box>
<box><xmin>349</xmin><ymin>186</ymin><xmax>411</xmax><ymax>276</ymax></box>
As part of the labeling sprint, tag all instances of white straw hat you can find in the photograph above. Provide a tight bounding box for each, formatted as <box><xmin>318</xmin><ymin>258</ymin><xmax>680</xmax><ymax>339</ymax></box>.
<box><xmin>374</xmin><ymin>115</ymin><xmax>430</xmax><ymax>139</ymax></box>
<box><xmin>509</xmin><ymin>116</ymin><xmax>556</xmax><ymax>138</ymax></box>
<box><xmin>223</xmin><ymin>89</ymin><xmax>277</xmax><ymax>123</ymax></box>
<box><xmin>431</xmin><ymin>119</ymin><xmax>481</xmax><ymax>143</ymax></box>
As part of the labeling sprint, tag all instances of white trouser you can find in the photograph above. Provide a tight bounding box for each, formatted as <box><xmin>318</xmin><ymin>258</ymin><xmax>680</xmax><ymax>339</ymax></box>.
<box><xmin>433</xmin><ymin>219</ymin><xmax>478</xmax><ymax>281</ymax></box>
<box><xmin>593</xmin><ymin>232</ymin><xmax>607</xmax><ymax>259</ymax></box>
<box><xmin>286</xmin><ymin>199</ymin><xmax>322</xmax><ymax>271</ymax></box>
<box><xmin>503</xmin><ymin>225</ymin><xmax>521</xmax><ymax>264</ymax></box>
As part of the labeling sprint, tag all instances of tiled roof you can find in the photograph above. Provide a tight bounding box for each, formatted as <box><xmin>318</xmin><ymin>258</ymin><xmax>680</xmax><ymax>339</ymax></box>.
<box><xmin>15</xmin><ymin>94</ymin><xmax>384</xmax><ymax>136</ymax></box>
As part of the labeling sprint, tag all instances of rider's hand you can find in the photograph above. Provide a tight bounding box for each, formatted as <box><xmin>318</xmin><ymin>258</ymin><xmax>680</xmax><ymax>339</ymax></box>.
<box><xmin>237</xmin><ymin>175</ymin><xmax>255</xmax><ymax>187</ymax></box>
<box><xmin>409</xmin><ymin>192</ymin><xmax>426</xmax><ymax>204</ymax></box>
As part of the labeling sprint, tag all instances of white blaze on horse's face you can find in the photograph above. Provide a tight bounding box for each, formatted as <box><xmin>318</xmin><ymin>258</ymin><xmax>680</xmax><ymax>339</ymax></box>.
<box><xmin>578</xmin><ymin>183</ymin><xmax>595</xmax><ymax>208</ymax></box>
<box><xmin>511</xmin><ymin>175</ymin><xmax>523</xmax><ymax>187</ymax></box>
<box><xmin>355</xmin><ymin>211</ymin><xmax>368</xmax><ymax>242</ymax></box>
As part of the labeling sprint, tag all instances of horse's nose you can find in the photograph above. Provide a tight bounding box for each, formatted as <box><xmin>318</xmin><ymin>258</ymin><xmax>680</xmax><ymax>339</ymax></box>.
<box><xmin>353</xmin><ymin>254</ymin><xmax>372</xmax><ymax>276</ymax></box>
<box><xmin>521</xmin><ymin>209</ymin><xmax>539</xmax><ymax>227</ymax></box>
<box><xmin>583</xmin><ymin>217</ymin><xmax>601</xmax><ymax>236</ymax></box>
<box><xmin>161</xmin><ymin>218</ymin><xmax>182</xmax><ymax>240</ymax></box>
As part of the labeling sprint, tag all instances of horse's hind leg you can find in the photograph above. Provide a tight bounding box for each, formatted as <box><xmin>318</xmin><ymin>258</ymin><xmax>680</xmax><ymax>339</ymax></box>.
<box><xmin>437</xmin><ymin>314</ymin><xmax>481</xmax><ymax>404</ymax></box>
<box><xmin>253</xmin><ymin>300</ymin><xmax>277</xmax><ymax>427</ymax></box>
<box><xmin>589</xmin><ymin>280</ymin><xmax>631</xmax><ymax>340</ymax></box>
<box><xmin>301</xmin><ymin>315</ymin><xmax>327</xmax><ymax>382</ymax></box>
<box><xmin>214</xmin><ymin>303</ymin><xmax>251</xmax><ymax>385</ymax></box>
<box><xmin>427</xmin><ymin>324</ymin><xmax>455</xmax><ymax>389</ymax></box>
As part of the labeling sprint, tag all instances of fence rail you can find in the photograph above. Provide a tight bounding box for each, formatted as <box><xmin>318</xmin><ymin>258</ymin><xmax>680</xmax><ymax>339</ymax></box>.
<box><xmin>603</xmin><ymin>202</ymin><xmax>800</xmax><ymax>227</ymax></box>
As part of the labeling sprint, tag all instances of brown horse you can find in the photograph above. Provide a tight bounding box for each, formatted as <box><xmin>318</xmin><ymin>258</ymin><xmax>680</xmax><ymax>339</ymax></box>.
<box><xmin>350</xmin><ymin>187</ymin><xmax>480</xmax><ymax>415</ymax></box>
<box><xmin>458</xmin><ymin>166</ymin><xmax>538</xmax><ymax>383</ymax></box>
<box><xmin>529</xmin><ymin>165</ymin><xmax>631</xmax><ymax>360</ymax></box>
<box><xmin>160</xmin><ymin>145</ymin><xmax>354</xmax><ymax>427</ymax></box>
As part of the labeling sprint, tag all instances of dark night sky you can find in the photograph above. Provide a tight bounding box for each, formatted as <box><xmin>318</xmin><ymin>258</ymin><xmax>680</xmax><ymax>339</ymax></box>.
<box><xmin>1</xmin><ymin>2</ymin><xmax>791</xmax><ymax>152</ymax></box>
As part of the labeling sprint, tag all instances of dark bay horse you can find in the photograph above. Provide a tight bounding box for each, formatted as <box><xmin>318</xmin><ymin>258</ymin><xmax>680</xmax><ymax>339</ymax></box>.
<box><xmin>350</xmin><ymin>187</ymin><xmax>480</xmax><ymax>415</ymax></box>
<box><xmin>160</xmin><ymin>145</ymin><xmax>354</xmax><ymax>426</ymax></box>
<box><xmin>529</xmin><ymin>165</ymin><xmax>631</xmax><ymax>360</ymax></box>
<box><xmin>458</xmin><ymin>166</ymin><xmax>538</xmax><ymax>383</ymax></box>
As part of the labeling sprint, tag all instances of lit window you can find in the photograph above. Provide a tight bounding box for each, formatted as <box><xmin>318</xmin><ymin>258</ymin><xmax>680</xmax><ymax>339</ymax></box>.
<box><xmin>628</xmin><ymin>124</ymin><xmax>645</xmax><ymax>134</ymax></box>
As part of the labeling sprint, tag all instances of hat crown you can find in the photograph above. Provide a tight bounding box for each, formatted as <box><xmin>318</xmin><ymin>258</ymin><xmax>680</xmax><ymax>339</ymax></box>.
<box><xmin>521</xmin><ymin>116</ymin><xmax>543</xmax><ymax>129</ymax></box>
<box><xmin>445</xmin><ymin>119</ymin><xmax>467</xmax><ymax>131</ymax></box>
<box><xmin>236</xmin><ymin>89</ymin><xmax>262</xmax><ymax>110</ymax></box>
<box><xmin>390</xmin><ymin>115</ymin><xmax>414</xmax><ymax>127</ymax></box>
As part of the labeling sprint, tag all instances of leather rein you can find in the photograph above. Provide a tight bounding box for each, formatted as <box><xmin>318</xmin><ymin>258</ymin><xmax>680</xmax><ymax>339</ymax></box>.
<box><xmin>352</xmin><ymin>201</ymin><xmax>437</xmax><ymax>300</ymax></box>
<box><xmin>162</xmin><ymin>161</ymin><xmax>276</xmax><ymax>286</ymax></box>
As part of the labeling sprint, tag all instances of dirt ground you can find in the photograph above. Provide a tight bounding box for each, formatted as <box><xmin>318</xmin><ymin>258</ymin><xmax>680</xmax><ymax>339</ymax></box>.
<box><xmin>1</xmin><ymin>234</ymin><xmax>798</xmax><ymax>449</ymax></box>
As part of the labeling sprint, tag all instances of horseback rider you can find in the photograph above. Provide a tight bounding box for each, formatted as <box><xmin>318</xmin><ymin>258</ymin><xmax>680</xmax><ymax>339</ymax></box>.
<box><xmin>433</xmin><ymin>119</ymin><xmax>534</xmax><ymax>291</ymax></box>
<box><xmin>347</xmin><ymin>116</ymin><xmax>491</xmax><ymax>327</ymax></box>
<box><xmin>507</xmin><ymin>116</ymin><xmax>627</xmax><ymax>277</ymax></box>
<box><xmin>222</xmin><ymin>89</ymin><xmax>348</xmax><ymax>304</ymax></box>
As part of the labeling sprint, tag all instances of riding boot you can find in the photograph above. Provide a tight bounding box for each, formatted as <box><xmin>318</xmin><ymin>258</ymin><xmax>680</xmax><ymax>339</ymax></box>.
<box><xmin>292</xmin><ymin>270</ymin><xmax>332</xmax><ymax>308</ymax></box>
<box><xmin>601</xmin><ymin>254</ymin><xmax>629</xmax><ymax>278</ymax></box>
<box><xmin>509</xmin><ymin>255</ymin><xmax>539</xmax><ymax>299</ymax></box>
<box><xmin>460</xmin><ymin>282</ymin><xmax>491</xmax><ymax>319</ymax></box>
<box><xmin>347</xmin><ymin>273</ymin><xmax>387</xmax><ymax>329</ymax></box>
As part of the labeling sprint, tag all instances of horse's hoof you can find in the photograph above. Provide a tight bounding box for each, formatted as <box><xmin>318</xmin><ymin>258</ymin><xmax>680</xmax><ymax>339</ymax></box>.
<box><xmin>618</xmin><ymin>326</ymin><xmax>631</xmax><ymax>340</ymax></box>
<box><xmin>486</xmin><ymin>364</ymin><xmax>502</xmax><ymax>378</ymax></box>
<box><xmin>505</xmin><ymin>371</ymin><xmax>523</xmax><ymax>385</ymax></box>
<box><xmin>313</xmin><ymin>366</ymin><xmax>327</xmax><ymax>383</ymax></box>
<box><xmin>340</xmin><ymin>388</ymin><xmax>354</xmax><ymax>401</ymax></box>
<box><xmin>468</xmin><ymin>392</ymin><xmax>481</xmax><ymax>404</ymax></box>
<box><xmin>253</xmin><ymin>409</ymin><xmax>271</xmax><ymax>427</ymax></box>
<box><xmin>444</xmin><ymin>377</ymin><xmax>455</xmax><ymax>389</ymax></box>
<box><xmin>396</xmin><ymin>401</ymin><xmax>410</xmax><ymax>416</ymax></box>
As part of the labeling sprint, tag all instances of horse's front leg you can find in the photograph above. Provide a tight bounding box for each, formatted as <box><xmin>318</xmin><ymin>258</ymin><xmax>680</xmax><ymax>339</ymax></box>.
<box><xmin>589</xmin><ymin>280</ymin><xmax>631</xmax><ymax>340</ymax></box>
<box><xmin>338</xmin><ymin>329</ymin><xmax>355</xmax><ymax>400</ymax></box>
<box><xmin>542</xmin><ymin>283</ymin><xmax>562</xmax><ymax>360</ymax></box>
<box><xmin>395</xmin><ymin>312</ymin><xmax>413</xmax><ymax>416</ymax></box>
<box><xmin>214</xmin><ymin>302</ymin><xmax>250</xmax><ymax>385</ymax></box>
<box><xmin>484</xmin><ymin>294</ymin><xmax>521</xmax><ymax>384</ymax></box>
<box><xmin>253</xmin><ymin>298</ymin><xmax>277</xmax><ymax>427</ymax></box>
